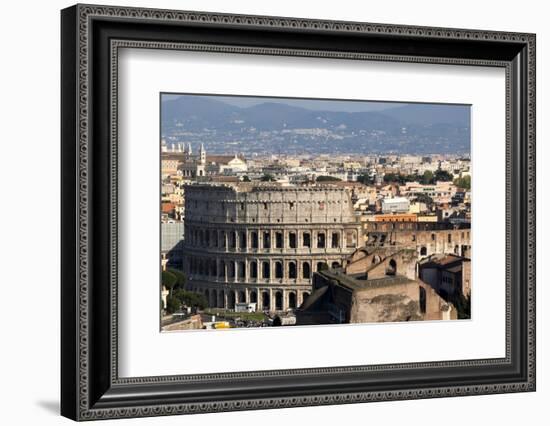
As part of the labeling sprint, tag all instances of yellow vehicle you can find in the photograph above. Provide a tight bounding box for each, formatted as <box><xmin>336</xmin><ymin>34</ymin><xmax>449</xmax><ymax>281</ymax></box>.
<box><xmin>212</xmin><ymin>321</ymin><xmax>231</xmax><ymax>329</ymax></box>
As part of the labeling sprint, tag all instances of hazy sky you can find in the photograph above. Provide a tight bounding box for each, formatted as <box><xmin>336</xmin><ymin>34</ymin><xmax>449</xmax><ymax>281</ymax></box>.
<box><xmin>161</xmin><ymin>93</ymin><xmax>416</xmax><ymax>113</ymax></box>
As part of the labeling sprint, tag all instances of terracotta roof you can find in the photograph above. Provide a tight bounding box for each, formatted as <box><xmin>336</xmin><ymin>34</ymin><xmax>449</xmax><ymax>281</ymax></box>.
<box><xmin>161</xmin><ymin>202</ymin><xmax>176</xmax><ymax>213</ymax></box>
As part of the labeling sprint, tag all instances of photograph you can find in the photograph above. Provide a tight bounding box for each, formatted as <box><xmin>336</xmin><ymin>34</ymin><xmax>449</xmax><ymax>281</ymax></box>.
<box><xmin>159</xmin><ymin>94</ymin><xmax>472</xmax><ymax>332</ymax></box>
<box><xmin>57</xmin><ymin>3</ymin><xmax>536</xmax><ymax>420</ymax></box>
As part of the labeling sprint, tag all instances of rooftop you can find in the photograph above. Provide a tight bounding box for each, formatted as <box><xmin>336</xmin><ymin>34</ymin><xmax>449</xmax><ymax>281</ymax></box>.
<box><xmin>319</xmin><ymin>268</ymin><xmax>415</xmax><ymax>292</ymax></box>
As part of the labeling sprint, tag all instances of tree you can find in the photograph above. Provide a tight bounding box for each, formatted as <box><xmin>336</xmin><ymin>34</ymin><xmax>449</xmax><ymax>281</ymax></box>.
<box><xmin>161</xmin><ymin>270</ymin><xmax>177</xmax><ymax>295</ymax></box>
<box><xmin>421</xmin><ymin>170</ymin><xmax>434</xmax><ymax>184</ymax></box>
<box><xmin>383</xmin><ymin>173</ymin><xmax>402</xmax><ymax>184</ymax></box>
<box><xmin>453</xmin><ymin>175</ymin><xmax>471</xmax><ymax>190</ymax></box>
<box><xmin>414</xmin><ymin>193</ymin><xmax>434</xmax><ymax>207</ymax></box>
<box><xmin>165</xmin><ymin>295</ymin><xmax>181</xmax><ymax>314</ymax></box>
<box><xmin>167</xmin><ymin>268</ymin><xmax>186</xmax><ymax>289</ymax></box>
<box><xmin>173</xmin><ymin>289</ymin><xmax>208</xmax><ymax>310</ymax></box>
<box><xmin>455</xmin><ymin>294</ymin><xmax>471</xmax><ymax>320</ymax></box>
<box><xmin>357</xmin><ymin>174</ymin><xmax>374</xmax><ymax>185</ymax></box>
<box><xmin>260</xmin><ymin>174</ymin><xmax>276</xmax><ymax>182</ymax></box>
<box><xmin>316</xmin><ymin>175</ymin><xmax>341</xmax><ymax>182</ymax></box>
<box><xmin>434</xmin><ymin>169</ymin><xmax>453</xmax><ymax>182</ymax></box>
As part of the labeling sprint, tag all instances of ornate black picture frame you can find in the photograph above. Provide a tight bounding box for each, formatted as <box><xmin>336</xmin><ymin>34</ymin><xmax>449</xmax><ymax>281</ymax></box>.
<box><xmin>61</xmin><ymin>4</ymin><xmax>536</xmax><ymax>421</ymax></box>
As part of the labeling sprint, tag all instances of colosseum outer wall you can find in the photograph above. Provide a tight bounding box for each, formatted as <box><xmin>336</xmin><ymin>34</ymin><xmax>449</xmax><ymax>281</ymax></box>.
<box><xmin>182</xmin><ymin>183</ymin><xmax>362</xmax><ymax>311</ymax></box>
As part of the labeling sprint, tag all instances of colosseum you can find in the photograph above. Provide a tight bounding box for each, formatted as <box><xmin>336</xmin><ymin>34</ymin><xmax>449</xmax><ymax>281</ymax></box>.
<box><xmin>182</xmin><ymin>182</ymin><xmax>362</xmax><ymax>311</ymax></box>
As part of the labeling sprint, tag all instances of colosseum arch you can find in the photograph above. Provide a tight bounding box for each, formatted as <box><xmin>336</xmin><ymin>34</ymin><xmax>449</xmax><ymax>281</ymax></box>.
<box><xmin>261</xmin><ymin>291</ymin><xmax>270</xmax><ymax>310</ymax></box>
<box><xmin>250</xmin><ymin>231</ymin><xmax>258</xmax><ymax>249</ymax></box>
<box><xmin>227</xmin><ymin>291</ymin><xmax>236</xmax><ymax>309</ymax></box>
<box><xmin>238</xmin><ymin>291</ymin><xmax>246</xmax><ymax>303</ymax></box>
<box><xmin>275</xmin><ymin>291</ymin><xmax>283</xmax><ymax>310</ymax></box>
<box><xmin>262</xmin><ymin>261</ymin><xmax>270</xmax><ymax>279</ymax></box>
<box><xmin>288</xmin><ymin>292</ymin><xmax>297</xmax><ymax>309</ymax></box>
<box><xmin>386</xmin><ymin>259</ymin><xmax>397</xmax><ymax>276</ymax></box>
<box><xmin>238</xmin><ymin>261</ymin><xmax>245</xmax><ymax>279</ymax></box>
<box><xmin>219</xmin><ymin>260</ymin><xmax>226</xmax><ymax>279</ymax></box>
<box><xmin>250</xmin><ymin>290</ymin><xmax>258</xmax><ymax>304</ymax></box>
<box><xmin>275</xmin><ymin>261</ymin><xmax>283</xmax><ymax>279</ymax></box>
<box><xmin>250</xmin><ymin>261</ymin><xmax>258</xmax><ymax>279</ymax></box>
<box><xmin>302</xmin><ymin>262</ymin><xmax>311</xmax><ymax>279</ymax></box>
<box><xmin>288</xmin><ymin>262</ymin><xmax>297</xmax><ymax>279</ymax></box>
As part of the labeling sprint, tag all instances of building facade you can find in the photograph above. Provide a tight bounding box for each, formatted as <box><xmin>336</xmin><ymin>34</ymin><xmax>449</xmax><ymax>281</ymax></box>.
<box><xmin>363</xmin><ymin>221</ymin><xmax>471</xmax><ymax>259</ymax></box>
<box><xmin>182</xmin><ymin>183</ymin><xmax>362</xmax><ymax>311</ymax></box>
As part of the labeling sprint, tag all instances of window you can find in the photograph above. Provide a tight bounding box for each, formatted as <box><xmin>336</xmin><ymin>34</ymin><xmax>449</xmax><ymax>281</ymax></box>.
<box><xmin>431</xmin><ymin>233</ymin><xmax>435</xmax><ymax>241</ymax></box>
<box><xmin>263</xmin><ymin>202</ymin><xmax>268</xmax><ymax>210</ymax></box>
<box><xmin>289</xmin><ymin>232</ymin><xmax>297</xmax><ymax>249</ymax></box>
<box><xmin>420</xmin><ymin>246</ymin><xmax>427</xmax><ymax>256</ymax></box>
<box><xmin>240</xmin><ymin>232</ymin><xmax>246</xmax><ymax>249</ymax></box>
<box><xmin>251</xmin><ymin>231</ymin><xmax>258</xmax><ymax>249</ymax></box>
<box><xmin>386</xmin><ymin>259</ymin><xmax>397</xmax><ymax>276</ymax></box>
<box><xmin>303</xmin><ymin>232</ymin><xmax>311</xmax><ymax>248</ymax></box>
<box><xmin>262</xmin><ymin>261</ymin><xmax>270</xmax><ymax>279</ymax></box>
<box><xmin>250</xmin><ymin>261</ymin><xmax>258</xmax><ymax>279</ymax></box>
<box><xmin>275</xmin><ymin>291</ymin><xmax>283</xmax><ymax>310</ymax></box>
<box><xmin>317</xmin><ymin>232</ymin><xmax>326</xmax><ymax>248</ymax></box>
<box><xmin>302</xmin><ymin>262</ymin><xmax>311</xmax><ymax>279</ymax></box>
<box><xmin>289</xmin><ymin>262</ymin><xmax>297</xmax><ymax>279</ymax></box>
<box><xmin>212</xmin><ymin>230</ymin><xmax>218</xmax><ymax>247</ymax></box>
<box><xmin>331</xmin><ymin>232</ymin><xmax>339</xmax><ymax>248</ymax></box>
<box><xmin>275</xmin><ymin>261</ymin><xmax>283</xmax><ymax>279</ymax></box>
<box><xmin>219</xmin><ymin>261</ymin><xmax>226</xmax><ymax>278</ymax></box>
<box><xmin>448</xmin><ymin>233</ymin><xmax>452</xmax><ymax>243</ymax></box>
<box><xmin>263</xmin><ymin>231</ymin><xmax>271</xmax><ymax>249</ymax></box>
<box><xmin>346</xmin><ymin>231</ymin><xmax>356</xmax><ymax>248</ymax></box>
<box><xmin>275</xmin><ymin>232</ymin><xmax>283</xmax><ymax>248</ymax></box>
<box><xmin>412</xmin><ymin>234</ymin><xmax>416</xmax><ymax>242</ymax></box>
<box><xmin>288</xmin><ymin>292</ymin><xmax>297</xmax><ymax>309</ymax></box>
<box><xmin>229</xmin><ymin>231</ymin><xmax>237</xmax><ymax>249</ymax></box>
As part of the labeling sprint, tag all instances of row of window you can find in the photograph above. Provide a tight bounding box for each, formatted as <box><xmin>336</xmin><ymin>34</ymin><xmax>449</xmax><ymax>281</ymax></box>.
<box><xmin>191</xmin><ymin>200</ymin><xmax>347</xmax><ymax>211</ymax></box>
<box><xmin>186</xmin><ymin>228</ymin><xmax>356</xmax><ymax>250</ymax></box>
<box><xmin>199</xmin><ymin>288</ymin><xmax>310</xmax><ymax>310</ymax></box>
<box><xmin>187</xmin><ymin>258</ymin><xmax>340</xmax><ymax>280</ymax></box>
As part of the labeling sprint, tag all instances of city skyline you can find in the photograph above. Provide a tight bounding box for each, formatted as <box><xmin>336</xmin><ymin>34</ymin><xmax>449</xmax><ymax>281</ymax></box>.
<box><xmin>161</xmin><ymin>94</ymin><xmax>471</xmax><ymax>156</ymax></box>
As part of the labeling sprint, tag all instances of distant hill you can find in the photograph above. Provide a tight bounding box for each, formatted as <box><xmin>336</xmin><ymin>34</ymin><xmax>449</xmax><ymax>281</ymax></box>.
<box><xmin>381</xmin><ymin>103</ymin><xmax>470</xmax><ymax>126</ymax></box>
<box><xmin>161</xmin><ymin>95</ymin><xmax>470</xmax><ymax>155</ymax></box>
